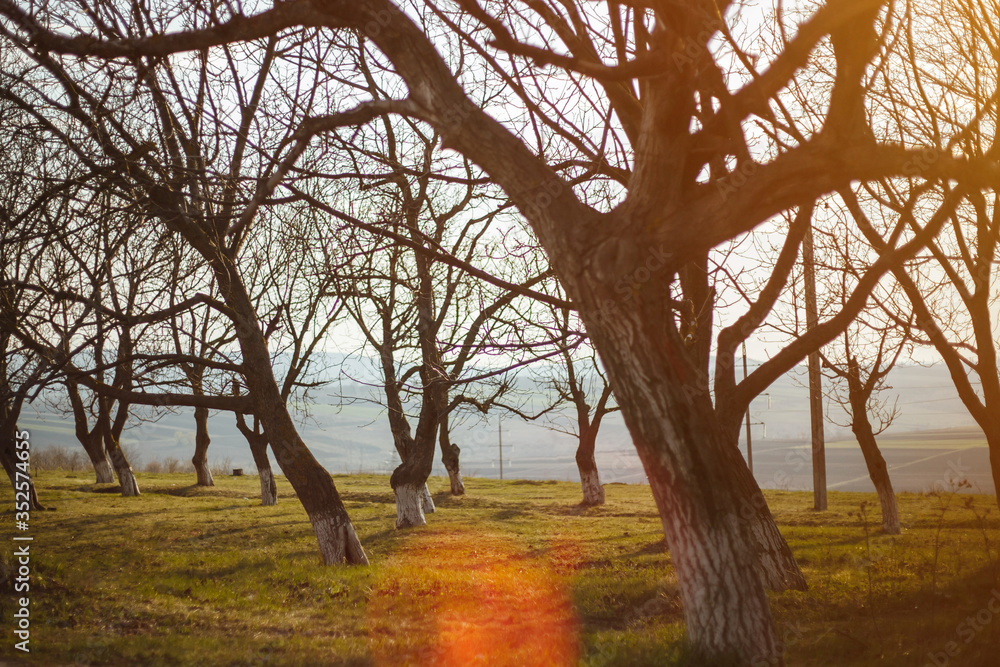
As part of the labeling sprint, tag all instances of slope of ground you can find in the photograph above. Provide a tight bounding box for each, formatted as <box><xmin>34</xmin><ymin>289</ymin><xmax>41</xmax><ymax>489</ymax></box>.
<box><xmin>1</xmin><ymin>473</ymin><xmax>998</xmax><ymax>665</ymax></box>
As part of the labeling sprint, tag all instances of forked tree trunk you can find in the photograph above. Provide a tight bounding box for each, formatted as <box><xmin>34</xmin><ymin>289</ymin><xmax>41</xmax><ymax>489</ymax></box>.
<box><xmin>221</xmin><ymin>270</ymin><xmax>366</xmax><ymax>564</ymax></box>
<box><xmin>624</xmin><ymin>386</ymin><xmax>779</xmax><ymax>664</ymax></box>
<box><xmin>234</xmin><ymin>393</ymin><xmax>278</xmax><ymax>507</ymax></box>
<box><xmin>576</xmin><ymin>428</ymin><xmax>605</xmax><ymax>506</ymax></box>
<box><xmin>379</xmin><ymin>347</ymin><xmax>434</xmax><ymax>527</ymax></box>
<box><xmin>192</xmin><ymin>405</ymin><xmax>214</xmax><ymax>487</ymax></box>
<box><xmin>389</xmin><ymin>220</ymin><xmax>448</xmax><ymax>527</ymax></box>
<box><xmin>98</xmin><ymin>395</ymin><xmax>139</xmax><ymax>497</ymax></box>
<box><xmin>391</xmin><ymin>391</ymin><xmax>441</xmax><ymax>528</ymax></box>
<box><xmin>439</xmin><ymin>412</ymin><xmax>465</xmax><ymax>495</ymax></box>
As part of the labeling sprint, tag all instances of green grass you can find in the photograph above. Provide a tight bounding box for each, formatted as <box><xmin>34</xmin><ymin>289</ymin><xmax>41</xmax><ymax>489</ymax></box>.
<box><xmin>1</xmin><ymin>472</ymin><xmax>999</xmax><ymax>665</ymax></box>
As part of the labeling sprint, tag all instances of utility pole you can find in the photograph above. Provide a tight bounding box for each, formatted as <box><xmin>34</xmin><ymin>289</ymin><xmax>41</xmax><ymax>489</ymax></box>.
<box><xmin>498</xmin><ymin>417</ymin><xmax>503</xmax><ymax>481</ymax></box>
<box><xmin>742</xmin><ymin>342</ymin><xmax>753</xmax><ymax>475</ymax></box>
<box><xmin>803</xmin><ymin>222</ymin><xmax>827</xmax><ymax>510</ymax></box>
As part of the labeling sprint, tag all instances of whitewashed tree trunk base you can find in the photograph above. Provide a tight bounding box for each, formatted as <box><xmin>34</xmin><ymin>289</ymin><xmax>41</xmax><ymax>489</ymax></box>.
<box><xmin>194</xmin><ymin>460</ymin><xmax>214</xmax><ymax>487</ymax></box>
<box><xmin>579</xmin><ymin>468</ymin><xmax>605</xmax><ymax>506</ymax></box>
<box><xmin>93</xmin><ymin>459</ymin><xmax>115</xmax><ymax>485</ymax></box>
<box><xmin>116</xmin><ymin>467</ymin><xmax>140</xmax><ymax>497</ymax></box>
<box><xmin>259</xmin><ymin>468</ymin><xmax>277</xmax><ymax>506</ymax></box>
<box><xmin>447</xmin><ymin>467</ymin><xmax>465</xmax><ymax>495</ymax></box>
<box><xmin>420</xmin><ymin>483</ymin><xmax>435</xmax><ymax>514</ymax></box>
<box><xmin>395</xmin><ymin>483</ymin><xmax>427</xmax><ymax>529</ymax></box>
<box><xmin>311</xmin><ymin>513</ymin><xmax>369</xmax><ymax>565</ymax></box>
<box><xmin>878</xmin><ymin>488</ymin><xmax>901</xmax><ymax>535</ymax></box>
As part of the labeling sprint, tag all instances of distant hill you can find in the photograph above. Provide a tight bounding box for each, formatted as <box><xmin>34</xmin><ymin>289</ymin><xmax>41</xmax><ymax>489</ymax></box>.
<box><xmin>17</xmin><ymin>361</ymin><xmax>981</xmax><ymax>483</ymax></box>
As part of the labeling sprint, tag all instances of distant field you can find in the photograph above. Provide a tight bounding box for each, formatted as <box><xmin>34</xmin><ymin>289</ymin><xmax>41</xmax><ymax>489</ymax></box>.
<box><xmin>2</xmin><ymin>472</ymin><xmax>999</xmax><ymax>665</ymax></box>
<box><xmin>827</xmin><ymin>427</ymin><xmax>989</xmax><ymax>450</ymax></box>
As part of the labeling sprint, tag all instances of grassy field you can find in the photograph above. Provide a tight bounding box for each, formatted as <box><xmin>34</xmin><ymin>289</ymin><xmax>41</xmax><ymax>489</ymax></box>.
<box><xmin>1</xmin><ymin>472</ymin><xmax>999</xmax><ymax>666</ymax></box>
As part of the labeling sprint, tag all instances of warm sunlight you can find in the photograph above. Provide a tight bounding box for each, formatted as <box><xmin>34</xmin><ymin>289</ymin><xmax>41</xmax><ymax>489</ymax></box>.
<box><xmin>368</xmin><ymin>529</ymin><xmax>579</xmax><ymax>666</ymax></box>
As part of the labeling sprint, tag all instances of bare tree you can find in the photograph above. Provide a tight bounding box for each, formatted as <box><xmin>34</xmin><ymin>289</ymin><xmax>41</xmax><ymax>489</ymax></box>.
<box><xmin>531</xmin><ymin>297</ymin><xmax>615</xmax><ymax>506</ymax></box>
<box><xmin>833</xmin><ymin>0</ymin><xmax>1000</xmax><ymax>511</ymax></box>
<box><xmin>233</xmin><ymin>380</ymin><xmax>277</xmax><ymax>506</ymax></box>
<box><xmin>818</xmin><ymin>213</ymin><xmax>909</xmax><ymax>533</ymax></box>
<box><xmin>0</xmin><ymin>9</ymin><xmax>370</xmax><ymax>563</ymax></box>
<box><xmin>5</xmin><ymin>0</ymin><xmax>999</xmax><ymax>660</ymax></box>
<box><xmin>312</xmin><ymin>79</ymin><xmax>553</xmax><ymax>522</ymax></box>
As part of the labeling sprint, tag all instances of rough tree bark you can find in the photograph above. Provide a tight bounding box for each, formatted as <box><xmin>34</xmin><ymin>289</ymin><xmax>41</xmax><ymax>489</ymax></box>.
<box><xmin>588</xmin><ymin>307</ymin><xmax>781</xmax><ymax>664</ymax></box>
<box><xmin>371</xmin><ymin>248</ymin><xmax>442</xmax><ymax>527</ymax></box>
<box><xmin>690</xmin><ymin>248</ymin><xmax>809</xmax><ymax>594</ymax></box>
<box><xmin>557</xmin><ymin>336</ymin><xmax>613</xmax><ymax>508</ymax></box>
<box><xmin>721</xmin><ymin>433</ymin><xmax>809</xmax><ymax>591</ymax></box>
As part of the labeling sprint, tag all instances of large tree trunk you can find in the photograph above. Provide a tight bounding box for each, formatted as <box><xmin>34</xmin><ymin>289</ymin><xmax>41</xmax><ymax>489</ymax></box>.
<box><xmin>723</xmin><ymin>439</ymin><xmax>808</xmax><ymax>591</ymax></box>
<box><xmin>192</xmin><ymin>405</ymin><xmax>214</xmax><ymax>487</ymax></box>
<box><xmin>439</xmin><ymin>412</ymin><xmax>465</xmax><ymax>495</ymax></box>
<box><xmin>98</xmin><ymin>397</ymin><xmax>139</xmax><ymax>497</ymax></box>
<box><xmin>220</xmin><ymin>267</ymin><xmax>366</xmax><ymax>564</ymax></box>
<box><xmin>390</xmin><ymin>379</ymin><xmax>441</xmax><ymax>528</ymax></box>
<box><xmin>576</xmin><ymin>427</ymin><xmax>604</xmax><ymax>506</ymax></box>
<box><xmin>636</xmin><ymin>411</ymin><xmax>780</xmax><ymax>665</ymax></box>
<box><xmin>680</xmin><ymin>256</ymin><xmax>806</xmax><ymax>594</ymax></box>
<box><xmin>580</xmin><ymin>296</ymin><xmax>783</xmax><ymax>664</ymax></box>
<box><xmin>390</xmin><ymin>242</ymin><xmax>447</xmax><ymax>528</ymax></box>
<box><xmin>378</xmin><ymin>245</ymin><xmax>446</xmax><ymax>527</ymax></box>
<box><xmin>104</xmin><ymin>430</ymin><xmax>139</xmax><ymax>497</ymax></box>
<box><xmin>81</xmin><ymin>432</ymin><xmax>115</xmax><ymax>484</ymax></box>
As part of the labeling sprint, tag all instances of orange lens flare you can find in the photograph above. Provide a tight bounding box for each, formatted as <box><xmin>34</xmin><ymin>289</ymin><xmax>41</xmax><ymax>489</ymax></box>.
<box><xmin>368</xmin><ymin>530</ymin><xmax>579</xmax><ymax>666</ymax></box>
